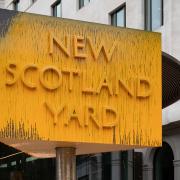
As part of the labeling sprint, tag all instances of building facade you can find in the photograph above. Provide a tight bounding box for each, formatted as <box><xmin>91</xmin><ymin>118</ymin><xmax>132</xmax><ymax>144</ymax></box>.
<box><xmin>0</xmin><ymin>0</ymin><xmax>180</xmax><ymax>180</ymax></box>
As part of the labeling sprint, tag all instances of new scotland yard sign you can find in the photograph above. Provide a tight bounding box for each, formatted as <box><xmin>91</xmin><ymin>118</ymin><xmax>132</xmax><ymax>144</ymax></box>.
<box><xmin>0</xmin><ymin>9</ymin><xmax>161</xmax><ymax>154</ymax></box>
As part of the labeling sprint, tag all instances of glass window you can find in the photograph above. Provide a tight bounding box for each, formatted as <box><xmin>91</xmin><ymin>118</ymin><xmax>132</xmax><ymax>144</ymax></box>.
<box><xmin>121</xmin><ymin>151</ymin><xmax>128</xmax><ymax>180</ymax></box>
<box><xmin>12</xmin><ymin>0</ymin><xmax>19</xmax><ymax>11</ymax></box>
<box><xmin>31</xmin><ymin>0</ymin><xmax>36</xmax><ymax>4</ymax></box>
<box><xmin>52</xmin><ymin>0</ymin><xmax>62</xmax><ymax>17</ymax></box>
<box><xmin>0</xmin><ymin>142</ymin><xmax>134</xmax><ymax>180</ymax></box>
<box><xmin>145</xmin><ymin>0</ymin><xmax>163</xmax><ymax>30</ymax></box>
<box><xmin>102</xmin><ymin>153</ymin><xmax>111</xmax><ymax>179</ymax></box>
<box><xmin>151</xmin><ymin>0</ymin><xmax>163</xmax><ymax>30</ymax></box>
<box><xmin>111</xmin><ymin>4</ymin><xmax>126</xmax><ymax>27</ymax></box>
<box><xmin>78</xmin><ymin>175</ymin><xmax>89</xmax><ymax>180</ymax></box>
<box><xmin>79</xmin><ymin>0</ymin><xmax>90</xmax><ymax>9</ymax></box>
<box><xmin>0</xmin><ymin>142</ymin><xmax>56</xmax><ymax>180</ymax></box>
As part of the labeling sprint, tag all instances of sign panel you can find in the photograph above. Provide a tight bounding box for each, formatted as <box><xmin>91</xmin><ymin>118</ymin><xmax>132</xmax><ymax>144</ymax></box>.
<box><xmin>0</xmin><ymin>9</ymin><xmax>161</xmax><ymax>154</ymax></box>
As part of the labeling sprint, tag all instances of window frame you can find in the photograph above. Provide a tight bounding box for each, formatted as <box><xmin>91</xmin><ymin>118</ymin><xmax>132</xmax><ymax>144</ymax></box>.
<box><xmin>51</xmin><ymin>0</ymin><xmax>62</xmax><ymax>17</ymax></box>
<box><xmin>110</xmin><ymin>3</ymin><xmax>126</xmax><ymax>28</ymax></box>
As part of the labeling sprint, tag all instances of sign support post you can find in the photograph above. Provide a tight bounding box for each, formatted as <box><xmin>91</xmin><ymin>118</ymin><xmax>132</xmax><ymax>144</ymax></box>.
<box><xmin>56</xmin><ymin>147</ymin><xmax>76</xmax><ymax>180</ymax></box>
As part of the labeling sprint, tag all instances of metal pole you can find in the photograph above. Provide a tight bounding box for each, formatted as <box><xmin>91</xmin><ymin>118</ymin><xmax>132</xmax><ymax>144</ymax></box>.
<box><xmin>56</xmin><ymin>147</ymin><xmax>76</xmax><ymax>180</ymax></box>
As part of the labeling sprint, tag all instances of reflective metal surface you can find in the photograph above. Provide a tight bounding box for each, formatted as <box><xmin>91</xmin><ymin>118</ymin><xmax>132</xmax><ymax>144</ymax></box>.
<box><xmin>56</xmin><ymin>147</ymin><xmax>76</xmax><ymax>180</ymax></box>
